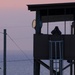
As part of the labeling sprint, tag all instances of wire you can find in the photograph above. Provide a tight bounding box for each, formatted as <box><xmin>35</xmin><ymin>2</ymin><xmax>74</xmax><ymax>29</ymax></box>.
<box><xmin>0</xmin><ymin>31</ymin><xmax>43</xmax><ymax>74</ymax></box>
<box><xmin>0</xmin><ymin>26</ymin><xmax>32</xmax><ymax>29</ymax></box>
<box><xmin>7</xmin><ymin>34</ymin><xmax>44</xmax><ymax>74</ymax></box>
<box><xmin>0</xmin><ymin>59</ymin><xmax>33</xmax><ymax>63</ymax></box>
<box><xmin>7</xmin><ymin>34</ymin><xmax>33</xmax><ymax>63</ymax></box>
<box><xmin>0</xmin><ymin>31</ymin><xmax>32</xmax><ymax>62</ymax></box>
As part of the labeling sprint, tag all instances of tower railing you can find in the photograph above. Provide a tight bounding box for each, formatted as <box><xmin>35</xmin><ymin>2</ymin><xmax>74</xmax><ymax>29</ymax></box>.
<box><xmin>49</xmin><ymin>40</ymin><xmax>63</xmax><ymax>75</ymax></box>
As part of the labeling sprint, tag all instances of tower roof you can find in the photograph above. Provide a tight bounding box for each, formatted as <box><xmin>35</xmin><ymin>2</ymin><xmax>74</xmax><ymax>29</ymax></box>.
<box><xmin>27</xmin><ymin>2</ymin><xmax>75</xmax><ymax>11</ymax></box>
<box><xmin>27</xmin><ymin>2</ymin><xmax>75</xmax><ymax>22</ymax></box>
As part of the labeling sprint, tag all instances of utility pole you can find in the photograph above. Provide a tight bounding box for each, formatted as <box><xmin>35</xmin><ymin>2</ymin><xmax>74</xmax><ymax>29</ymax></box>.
<box><xmin>3</xmin><ymin>29</ymin><xmax>7</xmax><ymax>75</ymax></box>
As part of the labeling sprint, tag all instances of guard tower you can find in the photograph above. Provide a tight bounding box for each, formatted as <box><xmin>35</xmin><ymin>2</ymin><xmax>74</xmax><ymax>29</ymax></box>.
<box><xmin>28</xmin><ymin>2</ymin><xmax>75</xmax><ymax>75</ymax></box>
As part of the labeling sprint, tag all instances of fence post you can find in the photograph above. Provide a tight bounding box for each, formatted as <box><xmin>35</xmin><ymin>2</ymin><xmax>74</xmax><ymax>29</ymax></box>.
<box><xmin>3</xmin><ymin>29</ymin><xmax>7</xmax><ymax>75</ymax></box>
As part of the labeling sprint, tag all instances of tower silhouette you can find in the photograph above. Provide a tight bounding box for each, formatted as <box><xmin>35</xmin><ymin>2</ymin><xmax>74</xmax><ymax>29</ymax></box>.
<box><xmin>28</xmin><ymin>2</ymin><xmax>75</xmax><ymax>75</ymax></box>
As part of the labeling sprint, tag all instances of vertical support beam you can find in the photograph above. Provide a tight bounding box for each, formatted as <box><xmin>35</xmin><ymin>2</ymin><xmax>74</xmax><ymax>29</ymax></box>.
<box><xmin>33</xmin><ymin>10</ymin><xmax>41</xmax><ymax>75</ymax></box>
<box><xmin>71</xmin><ymin>22</ymin><xmax>74</xmax><ymax>34</ymax></box>
<box><xmin>59</xmin><ymin>41</ymin><xmax>63</xmax><ymax>75</ymax></box>
<box><xmin>34</xmin><ymin>59</ymin><xmax>40</xmax><ymax>75</ymax></box>
<box><xmin>3</xmin><ymin>29</ymin><xmax>7</xmax><ymax>75</ymax></box>
<box><xmin>73</xmin><ymin>14</ymin><xmax>75</xmax><ymax>35</ymax></box>
<box><xmin>50</xmin><ymin>60</ymin><xmax>53</xmax><ymax>75</ymax></box>
<box><xmin>70</xmin><ymin>61</ymin><xmax>72</xmax><ymax>75</ymax></box>
<box><xmin>73</xmin><ymin>14</ymin><xmax>75</xmax><ymax>75</ymax></box>
<box><xmin>74</xmin><ymin>60</ymin><xmax>75</xmax><ymax>75</ymax></box>
<box><xmin>55</xmin><ymin>42</ymin><xmax>58</xmax><ymax>75</ymax></box>
<box><xmin>64</xmin><ymin>21</ymin><xmax>66</xmax><ymax>34</ymax></box>
<box><xmin>64</xmin><ymin>8</ymin><xmax>66</xmax><ymax>34</ymax></box>
<box><xmin>36</xmin><ymin>11</ymin><xmax>42</xmax><ymax>34</ymax></box>
<box><xmin>49</xmin><ymin>41</ymin><xmax>54</xmax><ymax>75</ymax></box>
<box><xmin>47</xmin><ymin>9</ymin><xmax>49</xmax><ymax>34</ymax></box>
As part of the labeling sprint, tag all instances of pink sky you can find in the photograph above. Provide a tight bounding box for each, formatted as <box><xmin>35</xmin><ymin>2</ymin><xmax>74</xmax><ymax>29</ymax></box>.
<box><xmin>0</xmin><ymin>0</ymin><xmax>75</xmax><ymax>51</ymax></box>
<box><xmin>0</xmin><ymin>0</ymin><xmax>75</xmax><ymax>9</ymax></box>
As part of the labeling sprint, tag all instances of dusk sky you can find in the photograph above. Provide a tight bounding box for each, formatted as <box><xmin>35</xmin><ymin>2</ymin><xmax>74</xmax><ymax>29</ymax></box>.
<box><xmin>0</xmin><ymin>1</ymin><xmax>75</xmax><ymax>75</ymax></box>
<box><xmin>0</xmin><ymin>0</ymin><xmax>75</xmax><ymax>54</ymax></box>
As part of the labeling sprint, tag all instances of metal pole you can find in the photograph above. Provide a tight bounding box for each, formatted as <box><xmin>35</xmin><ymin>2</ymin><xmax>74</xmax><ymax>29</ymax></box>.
<box><xmin>49</xmin><ymin>41</ymin><xmax>53</xmax><ymax>75</ymax></box>
<box><xmin>47</xmin><ymin>9</ymin><xmax>49</xmax><ymax>34</ymax></box>
<box><xmin>64</xmin><ymin>21</ymin><xmax>66</xmax><ymax>34</ymax></box>
<box><xmin>3</xmin><ymin>29</ymin><xmax>7</xmax><ymax>75</ymax></box>
<box><xmin>64</xmin><ymin>8</ymin><xmax>66</xmax><ymax>34</ymax></box>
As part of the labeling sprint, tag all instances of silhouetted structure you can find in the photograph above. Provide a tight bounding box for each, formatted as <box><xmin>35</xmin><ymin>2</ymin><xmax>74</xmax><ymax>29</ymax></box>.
<box><xmin>28</xmin><ymin>2</ymin><xmax>75</xmax><ymax>75</ymax></box>
<box><xmin>51</xmin><ymin>26</ymin><xmax>61</xmax><ymax>35</ymax></box>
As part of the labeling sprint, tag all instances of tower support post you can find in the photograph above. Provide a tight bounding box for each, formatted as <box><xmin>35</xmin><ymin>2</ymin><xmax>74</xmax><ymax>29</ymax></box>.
<box><xmin>34</xmin><ymin>59</ymin><xmax>40</xmax><ymax>75</ymax></box>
